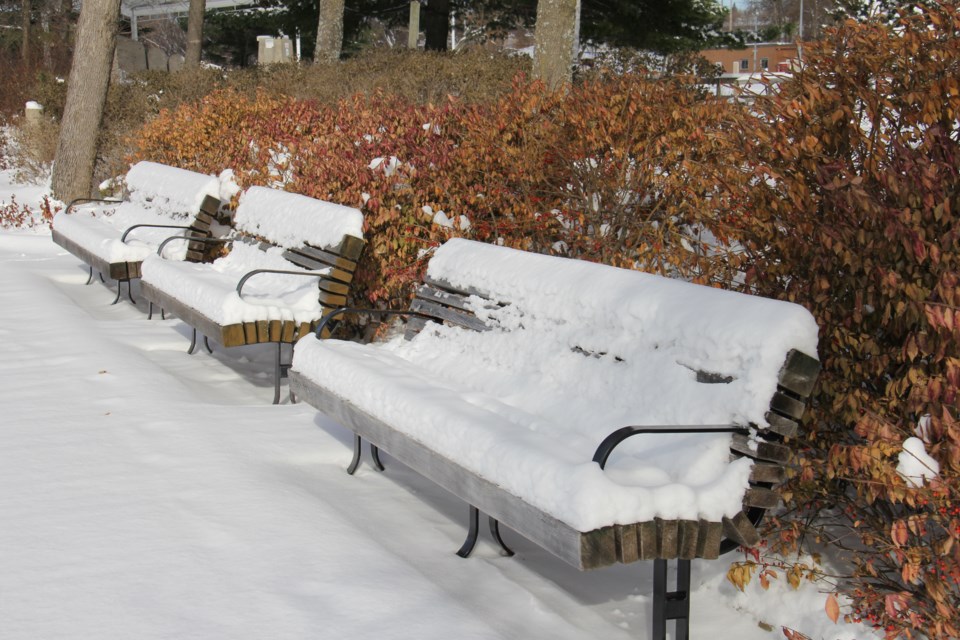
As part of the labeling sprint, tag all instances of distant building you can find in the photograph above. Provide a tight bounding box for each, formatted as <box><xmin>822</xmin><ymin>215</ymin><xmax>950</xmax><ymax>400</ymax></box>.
<box><xmin>700</xmin><ymin>42</ymin><xmax>802</xmax><ymax>75</ymax></box>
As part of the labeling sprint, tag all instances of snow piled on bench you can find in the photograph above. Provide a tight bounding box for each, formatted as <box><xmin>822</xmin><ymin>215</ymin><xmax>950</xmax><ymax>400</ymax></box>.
<box><xmin>235</xmin><ymin>187</ymin><xmax>364</xmax><ymax>249</ymax></box>
<box><xmin>125</xmin><ymin>161</ymin><xmax>222</xmax><ymax>217</ymax></box>
<box><xmin>52</xmin><ymin>162</ymin><xmax>221</xmax><ymax>263</ymax></box>
<box><xmin>143</xmin><ymin>241</ymin><xmax>330</xmax><ymax>324</ymax></box>
<box><xmin>292</xmin><ymin>239</ymin><xmax>819</xmax><ymax>531</ymax></box>
<box><xmin>141</xmin><ymin>186</ymin><xmax>363</xmax><ymax>324</ymax></box>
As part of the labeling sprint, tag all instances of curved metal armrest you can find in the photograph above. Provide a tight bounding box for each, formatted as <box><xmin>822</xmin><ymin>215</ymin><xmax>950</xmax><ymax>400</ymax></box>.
<box><xmin>65</xmin><ymin>197</ymin><xmax>122</xmax><ymax>214</ymax></box>
<box><xmin>592</xmin><ymin>425</ymin><xmax>749</xmax><ymax>469</ymax></box>
<box><xmin>156</xmin><ymin>235</ymin><xmax>233</xmax><ymax>258</ymax></box>
<box><xmin>121</xmin><ymin>223</ymin><xmax>194</xmax><ymax>244</ymax></box>
<box><xmin>235</xmin><ymin>269</ymin><xmax>330</xmax><ymax>300</ymax></box>
<box><xmin>313</xmin><ymin>307</ymin><xmax>436</xmax><ymax>339</ymax></box>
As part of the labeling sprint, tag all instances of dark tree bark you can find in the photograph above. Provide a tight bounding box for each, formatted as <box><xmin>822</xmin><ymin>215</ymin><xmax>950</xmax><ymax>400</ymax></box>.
<box><xmin>423</xmin><ymin>0</ymin><xmax>450</xmax><ymax>51</ymax></box>
<box><xmin>50</xmin><ymin>0</ymin><xmax>121</xmax><ymax>202</ymax></box>
<box><xmin>21</xmin><ymin>0</ymin><xmax>31</xmax><ymax>62</ymax></box>
<box><xmin>184</xmin><ymin>0</ymin><xmax>205</xmax><ymax>68</ymax></box>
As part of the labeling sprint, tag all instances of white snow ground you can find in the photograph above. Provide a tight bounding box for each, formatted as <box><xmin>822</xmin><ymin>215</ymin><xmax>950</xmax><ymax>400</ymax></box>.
<box><xmin>0</xmin><ymin>167</ymin><xmax>877</xmax><ymax>640</ymax></box>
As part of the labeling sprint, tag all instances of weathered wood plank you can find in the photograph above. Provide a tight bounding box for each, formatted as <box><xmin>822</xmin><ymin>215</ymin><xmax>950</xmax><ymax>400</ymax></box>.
<box><xmin>281</xmin><ymin>321</ymin><xmax>297</xmax><ymax>343</ymax></box>
<box><xmin>778</xmin><ymin>350</ymin><xmax>820</xmax><ymax>398</ymax></box>
<box><xmin>637</xmin><ymin>520</ymin><xmax>658</xmax><ymax>560</ymax></box>
<box><xmin>337</xmin><ymin>234</ymin><xmax>366</xmax><ymax>261</ymax></box>
<box><xmin>256</xmin><ymin>320</ymin><xmax>270</xmax><ymax>343</ymax></box>
<box><xmin>770</xmin><ymin>391</ymin><xmax>807</xmax><ymax>420</ymax></box>
<box><xmin>722</xmin><ymin>511</ymin><xmax>760</xmax><ymax>548</ymax></box>
<box><xmin>243</xmin><ymin>322</ymin><xmax>257</xmax><ymax>344</ymax></box>
<box><xmin>763</xmin><ymin>412</ymin><xmax>799</xmax><ymax>438</ymax></box>
<box><xmin>317</xmin><ymin>290</ymin><xmax>348</xmax><ymax>308</ymax></box>
<box><xmin>696</xmin><ymin>520</ymin><xmax>723</xmax><ymax>560</ymax></box>
<box><xmin>615</xmin><ymin>524</ymin><xmax>639</xmax><ymax>563</ymax></box>
<box><xmin>288</xmin><ymin>372</ymin><xmax>618</xmax><ymax>571</ymax></box>
<box><xmin>295</xmin><ymin>244</ymin><xmax>358</xmax><ymax>271</ymax></box>
<box><xmin>749</xmin><ymin>462</ymin><xmax>786</xmax><ymax>484</ymax></box>
<box><xmin>743</xmin><ymin>487</ymin><xmax>780</xmax><ymax>509</ymax></box>
<box><xmin>657</xmin><ymin>518</ymin><xmax>678</xmax><ymax>559</ymax></box>
<box><xmin>282</xmin><ymin>250</ymin><xmax>355</xmax><ymax>282</ymax></box>
<box><xmin>318</xmin><ymin>279</ymin><xmax>350</xmax><ymax>296</ymax></box>
<box><xmin>730</xmin><ymin>434</ymin><xmax>791</xmax><ymax>463</ymax></box>
<box><xmin>678</xmin><ymin>520</ymin><xmax>699</xmax><ymax>560</ymax></box>
<box><xmin>410</xmin><ymin>298</ymin><xmax>490</xmax><ymax>332</ymax></box>
<box><xmin>269</xmin><ymin>320</ymin><xmax>282</xmax><ymax>342</ymax></box>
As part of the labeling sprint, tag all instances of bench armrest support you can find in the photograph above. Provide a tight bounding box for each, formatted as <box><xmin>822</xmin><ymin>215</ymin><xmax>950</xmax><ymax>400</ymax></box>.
<box><xmin>65</xmin><ymin>197</ymin><xmax>122</xmax><ymax>214</ymax></box>
<box><xmin>120</xmin><ymin>223</ymin><xmax>196</xmax><ymax>244</ymax></box>
<box><xmin>313</xmin><ymin>307</ymin><xmax>437</xmax><ymax>339</ymax></box>
<box><xmin>592</xmin><ymin>425</ymin><xmax>749</xmax><ymax>469</ymax></box>
<box><xmin>156</xmin><ymin>235</ymin><xmax>233</xmax><ymax>258</ymax></box>
<box><xmin>235</xmin><ymin>269</ymin><xmax>330</xmax><ymax>300</ymax></box>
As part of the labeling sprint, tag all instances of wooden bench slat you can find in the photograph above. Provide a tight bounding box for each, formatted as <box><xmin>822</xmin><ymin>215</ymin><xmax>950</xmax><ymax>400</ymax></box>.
<box><xmin>656</xmin><ymin>518</ymin><xmax>679</xmax><ymax>559</ymax></box>
<box><xmin>696</xmin><ymin>520</ymin><xmax>723</xmax><ymax>560</ymax></box>
<box><xmin>410</xmin><ymin>299</ymin><xmax>490</xmax><ymax>333</ymax></box>
<box><xmin>678</xmin><ymin>520</ymin><xmax>700</xmax><ymax>560</ymax></box>
<box><xmin>615</xmin><ymin>524</ymin><xmax>639</xmax><ymax>563</ymax></box>
<box><xmin>416</xmin><ymin>284</ymin><xmax>479</xmax><ymax>313</ymax></box>
<box><xmin>770</xmin><ymin>391</ymin><xmax>808</xmax><ymax>421</ymax></box>
<box><xmin>730</xmin><ymin>434</ymin><xmax>791</xmax><ymax>463</ymax></box>
<box><xmin>777</xmin><ymin>349</ymin><xmax>821</xmax><ymax>398</ymax></box>
<box><xmin>749</xmin><ymin>462</ymin><xmax>786</xmax><ymax>484</ymax></box>
<box><xmin>722</xmin><ymin>511</ymin><xmax>761</xmax><ymax>547</ymax></box>
<box><xmin>743</xmin><ymin>487</ymin><xmax>780</xmax><ymax>509</ymax></box>
<box><xmin>293</xmin><ymin>244</ymin><xmax>359</xmax><ymax>271</ymax></box>
<box><xmin>762</xmin><ymin>411</ymin><xmax>799</xmax><ymax>438</ymax></box>
<box><xmin>282</xmin><ymin>250</ymin><xmax>356</xmax><ymax>283</ymax></box>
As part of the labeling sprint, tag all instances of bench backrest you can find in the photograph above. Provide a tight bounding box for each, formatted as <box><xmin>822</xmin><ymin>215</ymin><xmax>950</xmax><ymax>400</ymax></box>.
<box><xmin>231</xmin><ymin>186</ymin><xmax>366</xmax><ymax>309</ymax></box>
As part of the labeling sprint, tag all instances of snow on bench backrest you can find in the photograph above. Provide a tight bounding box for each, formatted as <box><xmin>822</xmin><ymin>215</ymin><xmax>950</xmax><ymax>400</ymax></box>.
<box><xmin>233</xmin><ymin>186</ymin><xmax>364</xmax><ymax>250</ymax></box>
<box><xmin>422</xmin><ymin>238</ymin><xmax>819</xmax><ymax>430</ymax></box>
<box><xmin>124</xmin><ymin>161</ymin><xmax>221</xmax><ymax>220</ymax></box>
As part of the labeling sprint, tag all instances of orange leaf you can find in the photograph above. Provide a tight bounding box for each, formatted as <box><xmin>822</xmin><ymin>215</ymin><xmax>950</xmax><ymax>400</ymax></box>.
<box><xmin>825</xmin><ymin>593</ymin><xmax>840</xmax><ymax>624</ymax></box>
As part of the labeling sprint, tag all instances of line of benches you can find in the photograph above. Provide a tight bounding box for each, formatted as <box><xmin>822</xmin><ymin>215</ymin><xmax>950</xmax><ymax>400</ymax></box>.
<box><xmin>53</xmin><ymin>162</ymin><xmax>820</xmax><ymax>640</ymax></box>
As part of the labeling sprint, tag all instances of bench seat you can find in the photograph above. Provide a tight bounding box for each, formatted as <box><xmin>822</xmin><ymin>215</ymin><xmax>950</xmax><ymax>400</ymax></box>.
<box><xmin>291</xmin><ymin>238</ymin><xmax>820</xmax><ymax>567</ymax></box>
<box><xmin>51</xmin><ymin>162</ymin><xmax>223</xmax><ymax>296</ymax></box>
<box><xmin>141</xmin><ymin>186</ymin><xmax>365</xmax><ymax>403</ymax></box>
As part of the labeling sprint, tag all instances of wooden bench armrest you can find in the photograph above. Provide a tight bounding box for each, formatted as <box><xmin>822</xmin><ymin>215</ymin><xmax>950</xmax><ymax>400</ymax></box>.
<box><xmin>235</xmin><ymin>268</ymin><xmax>331</xmax><ymax>300</ymax></box>
<box><xmin>120</xmin><ymin>223</ymin><xmax>197</xmax><ymax>244</ymax></box>
<box><xmin>313</xmin><ymin>307</ymin><xmax>438</xmax><ymax>340</ymax></box>
<box><xmin>156</xmin><ymin>235</ymin><xmax>233</xmax><ymax>258</ymax></box>
<box><xmin>592</xmin><ymin>425</ymin><xmax>749</xmax><ymax>470</ymax></box>
<box><xmin>64</xmin><ymin>197</ymin><xmax>122</xmax><ymax>214</ymax></box>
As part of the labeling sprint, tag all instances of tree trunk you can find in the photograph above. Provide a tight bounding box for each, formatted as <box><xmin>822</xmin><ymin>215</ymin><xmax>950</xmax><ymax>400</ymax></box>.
<box><xmin>423</xmin><ymin>0</ymin><xmax>450</xmax><ymax>51</ymax></box>
<box><xmin>534</xmin><ymin>0</ymin><xmax>580</xmax><ymax>91</ymax></box>
<box><xmin>50</xmin><ymin>0</ymin><xmax>121</xmax><ymax>203</ymax></box>
<box><xmin>314</xmin><ymin>0</ymin><xmax>345</xmax><ymax>62</ymax></box>
<box><xmin>21</xmin><ymin>0</ymin><xmax>31</xmax><ymax>63</ymax></box>
<box><xmin>184</xmin><ymin>0</ymin><xmax>205</xmax><ymax>68</ymax></box>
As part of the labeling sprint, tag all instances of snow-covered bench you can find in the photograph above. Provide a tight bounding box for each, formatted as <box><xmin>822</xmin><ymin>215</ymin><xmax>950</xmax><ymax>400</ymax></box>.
<box><xmin>289</xmin><ymin>238</ymin><xmax>820</xmax><ymax>639</ymax></box>
<box><xmin>51</xmin><ymin>161</ymin><xmax>223</xmax><ymax>304</ymax></box>
<box><xmin>140</xmin><ymin>186</ymin><xmax>365</xmax><ymax>404</ymax></box>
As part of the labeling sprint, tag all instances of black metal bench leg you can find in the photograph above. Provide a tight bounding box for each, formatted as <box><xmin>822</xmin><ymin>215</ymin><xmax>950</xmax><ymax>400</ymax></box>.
<box><xmin>86</xmin><ymin>266</ymin><xmax>95</xmax><ymax>285</ymax></box>
<box><xmin>188</xmin><ymin>328</ymin><xmax>199</xmax><ymax>354</ymax></box>
<box><xmin>148</xmin><ymin>302</ymin><xmax>154</xmax><ymax>320</ymax></box>
<box><xmin>347</xmin><ymin>434</ymin><xmax>362</xmax><ymax>475</ymax></box>
<box><xmin>456</xmin><ymin>506</ymin><xmax>481</xmax><ymax>558</ymax></box>
<box><xmin>203</xmin><ymin>336</ymin><xmax>212</xmax><ymax>354</ymax></box>
<box><xmin>111</xmin><ymin>280</ymin><xmax>124</xmax><ymax>305</ymax></box>
<box><xmin>488</xmin><ymin>517</ymin><xmax>514</xmax><ymax>557</ymax></box>
<box><xmin>370</xmin><ymin>444</ymin><xmax>385</xmax><ymax>471</ymax></box>
<box><xmin>652</xmin><ymin>558</ymin><xmax>691</xmax><ymax>640</ymax></box>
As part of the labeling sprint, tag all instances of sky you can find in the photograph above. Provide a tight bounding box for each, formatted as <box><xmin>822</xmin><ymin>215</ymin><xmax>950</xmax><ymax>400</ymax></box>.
<box><xmin>0</xmin><ymin>165</ymin><xmax>879</xmax><ymax>640</ymax></box>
